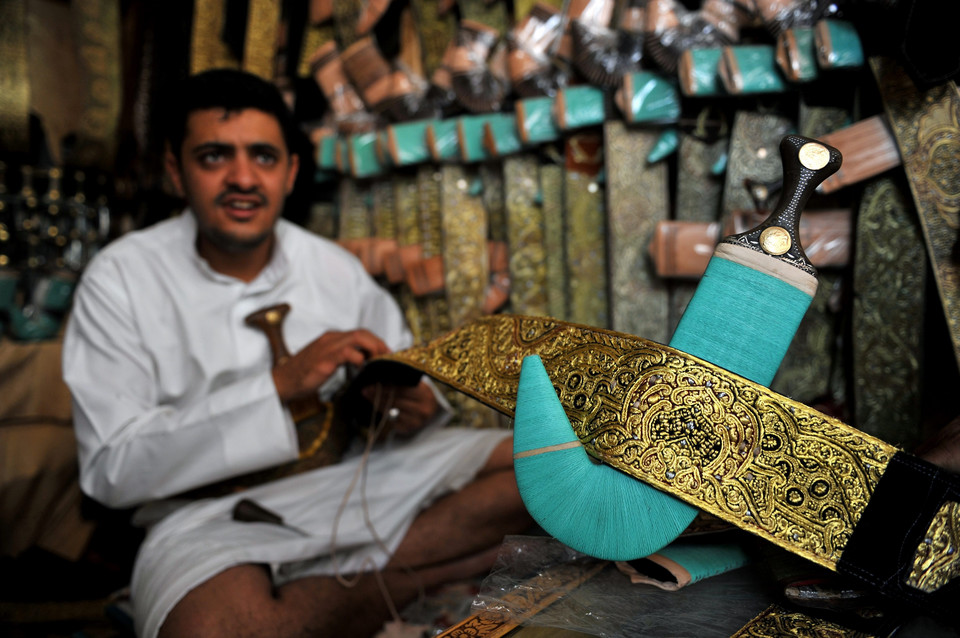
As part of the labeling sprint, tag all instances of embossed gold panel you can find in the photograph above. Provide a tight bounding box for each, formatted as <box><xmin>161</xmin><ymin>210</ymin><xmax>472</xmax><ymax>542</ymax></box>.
<box><xmin>540</xmin><ymin>160</ymin><xmax>567</xmax><ymax>320</ymax></box>
<box><xmin>872</xmin><ymin>57</ymin><xmax>960</xmax><ymax>370</ymax></box>
<box><xmin>730</xmin><ymin>604</ymin><xmax>875</xmax><ymax>638</ymax></box>
<box><xmin>382</xmin><ymin>315</ymin><xmax>895</xmax><ymax>569</ymax></box>
<box><xmin>504</xmin><ymin>155</ymin><xmax>549</xmax><ymax>316</ymax></box>
<box><xmin>906</xmin><ymin>500</ymin><xmax>960</xmax><ymax>594</ymax></box>
<box><xmin>604</xmin><ymin>120</ymin><xmax>670</xmax><ymax>343</ymax></box>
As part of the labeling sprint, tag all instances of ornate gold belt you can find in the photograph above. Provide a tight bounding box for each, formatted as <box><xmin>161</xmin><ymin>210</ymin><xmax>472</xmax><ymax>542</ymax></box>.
<box><xmin>369</xmin><ymin>314</ymin><xmax>960</xmax><ymax>620</ymax></box>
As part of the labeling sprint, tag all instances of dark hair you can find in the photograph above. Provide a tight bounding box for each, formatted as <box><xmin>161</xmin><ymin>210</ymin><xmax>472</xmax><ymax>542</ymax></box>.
<box><xmin>164</xmin><ymin>69</ymin><xmax>299</xmax><ymax>158</ymax></box>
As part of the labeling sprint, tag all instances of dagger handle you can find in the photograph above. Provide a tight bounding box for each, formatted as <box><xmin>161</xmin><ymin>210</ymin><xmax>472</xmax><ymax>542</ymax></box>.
<box><xmin>724</xmin><ymin>134</ymin><xmax>843</xmax><ymax>276</ymax></box>
<box><xmin>245</xmin><ymin>303</ymin><xmax>324</xmax><ymax>423</ymax></box>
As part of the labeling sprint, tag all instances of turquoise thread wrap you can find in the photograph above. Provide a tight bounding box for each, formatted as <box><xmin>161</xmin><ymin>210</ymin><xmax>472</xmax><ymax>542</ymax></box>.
<box><xmin>515</xmin><ymin>355</ymin><xmax>698</xmax><ymax>560</ymax></box>
<box><xmin>671</xmin><ymin>255</ymin><xmax>814</xmax><ymax>387</ymax></box>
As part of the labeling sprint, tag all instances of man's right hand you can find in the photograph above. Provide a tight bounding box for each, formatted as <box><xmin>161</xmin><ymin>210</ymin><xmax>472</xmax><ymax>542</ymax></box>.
<box><xmin>271</xmin><ymin>329</ymin><xmax>391</xmax><ymax>402</ymax></box>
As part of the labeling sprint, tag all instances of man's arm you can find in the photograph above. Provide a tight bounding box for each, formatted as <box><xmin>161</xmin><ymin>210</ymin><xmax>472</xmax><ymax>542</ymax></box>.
<box><xmin>63</xmin><ymin>266</ymin><xmax>298</xmax><ymax>509</ymax></box>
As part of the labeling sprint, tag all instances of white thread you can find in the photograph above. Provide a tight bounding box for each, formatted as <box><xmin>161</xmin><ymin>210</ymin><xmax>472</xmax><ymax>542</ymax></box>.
<box><xmin>327</xmin><ymin>385</ymin><xmax>425</xmax><ymax>624</ymax></box>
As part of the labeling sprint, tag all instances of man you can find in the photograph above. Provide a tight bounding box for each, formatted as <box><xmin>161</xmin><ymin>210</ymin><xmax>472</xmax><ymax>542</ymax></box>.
<box><xmin>63</xmin><ymin>69</ymin><xmax>531</xmax><ymax>638</ymax></box>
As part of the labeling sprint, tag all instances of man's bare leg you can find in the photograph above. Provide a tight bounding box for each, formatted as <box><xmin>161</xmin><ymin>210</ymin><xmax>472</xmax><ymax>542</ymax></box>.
<box><xmin>159</xmin><ymin>544</ymin><xmax>502</xmax><ymax>638</ymax></box>
<box><xmin>159</xmin><ymin>439</ymin><xmax>531</xmax><ymax>638</ymax></box>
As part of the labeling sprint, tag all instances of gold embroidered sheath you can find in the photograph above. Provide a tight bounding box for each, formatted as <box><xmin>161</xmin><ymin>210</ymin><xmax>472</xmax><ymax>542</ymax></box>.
<box><xmin>374</xmin><ymin>314</ymin><xmax>960</xmax><ymax>611</ymax></box>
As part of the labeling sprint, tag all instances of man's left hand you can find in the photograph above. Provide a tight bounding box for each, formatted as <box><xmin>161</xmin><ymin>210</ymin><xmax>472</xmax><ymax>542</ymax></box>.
<box><xmin>361</xmin><ymin>381</ymin><xmax>439</xmax><ymax>437</ymax></box>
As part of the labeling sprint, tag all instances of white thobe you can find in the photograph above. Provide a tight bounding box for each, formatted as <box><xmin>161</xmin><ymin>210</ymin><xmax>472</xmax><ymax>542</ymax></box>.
<box><xmin>62</xmin><ymin>212</ymin><xmax>510</xmax><ymax>638</ymax></box>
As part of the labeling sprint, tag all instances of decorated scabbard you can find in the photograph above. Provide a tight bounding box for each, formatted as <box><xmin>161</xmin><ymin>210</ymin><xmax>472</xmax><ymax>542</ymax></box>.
<box><xmin>365</xmin><ymin>135</ymin><xmax>960</xmax><ymax>621</ymax></box>
<box><xmin>371</xmin><ymin>313</ymin><xmax>960</xmax><ymax>621</ymax></box>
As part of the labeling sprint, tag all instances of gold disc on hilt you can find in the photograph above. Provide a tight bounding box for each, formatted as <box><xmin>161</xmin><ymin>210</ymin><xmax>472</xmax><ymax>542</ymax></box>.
<box><xmin>759</xmin><ymin>226</ymin><xmax>792</xmax><ymax>255</ymax></box>
<box><xmin>798</xmin><ymin>142</ymin><xmax>830</xmax><ymax>170</ymax></box>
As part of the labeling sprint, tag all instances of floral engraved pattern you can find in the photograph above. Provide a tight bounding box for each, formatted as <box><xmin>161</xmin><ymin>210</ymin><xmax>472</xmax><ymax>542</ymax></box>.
<box><xmin>906</xmin><ymin>501</ymin><xmax>960</xmax><ymax>593</ymax></box>
<box><xmin>383</xmin><ymin>315</ymin><xmax>896</xmax><ymax>568</ymax></box>
<box><xmin>730</xmin><ymin>604</ymin><xmax>875</xmax><ymax>637</ymax></box>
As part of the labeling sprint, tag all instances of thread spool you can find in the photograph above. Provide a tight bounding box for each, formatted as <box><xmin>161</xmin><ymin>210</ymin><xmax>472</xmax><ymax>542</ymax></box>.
<box><xmin>448</xmin><ymin>20</ymin><xmax>499</xmax><ymax>74</ymax></box>
<box><xmin>507</xmin><ymin>3</ymin><xmax>562</xmax><ymax>87</ymax></box>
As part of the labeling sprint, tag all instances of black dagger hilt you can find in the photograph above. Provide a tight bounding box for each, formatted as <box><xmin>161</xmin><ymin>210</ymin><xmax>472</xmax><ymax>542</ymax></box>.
<box><xmin>725</xmin><ymin>135</ymin><xmax>842</xmax><ymax>276</ymax></box>
<box><xmin>232</xmin><ymin>498</ymin><xmax>311</xmax><ymax>537</ymax></box>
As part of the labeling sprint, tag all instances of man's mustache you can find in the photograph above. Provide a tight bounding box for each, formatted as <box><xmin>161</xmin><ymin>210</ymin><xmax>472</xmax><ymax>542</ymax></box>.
<box><xmin>215</xmin><ymin>188</ymin><xmax>266</xmax><ymax>206</ymax></box>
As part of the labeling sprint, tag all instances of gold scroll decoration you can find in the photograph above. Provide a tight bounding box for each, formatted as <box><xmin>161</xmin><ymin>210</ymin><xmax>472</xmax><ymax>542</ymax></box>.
<box><xmin>440</xmin><ymin>164</ymin><xmax>490</xmax><ymax>328</ymax></box>
<box><xmin>730</xmin><ymin>604</ymin><xmax>876</xmax><ymax>638</ymax></box>
<box><xmin>71</xmin><ymin>0</ymin><xmax>122</xmax><ymax>170</ymax></box>
<box><xmin>540</xmin><ymin>157</ymin><xmax>567</xmax><ymax>321</ymax></box>
<box><xmin>604</xmin><ymin>120</ymin><xmax>670</xmax><ymax>343</ymax></box>
<box><xmin>392</xmin><ymin>169</ymin><xmax>426</xmax><ymax>344</ymax></box>
<box><xmin>906</xmin><ymin>500</ymin><xmax>960</xmax><ymax>594</ymax></box>
<box><xmin>243</xmin><ymin>0</ymin><xmax>282</xmax><ymax>80</ymax></box>
<box><xmin>417</xmin><ymin>165</ymin><xmax>477</xmax><ymax>423</ymax></box>
<box><xmin>457</xmin><ymin>0</ymin><xmax>509</xmax><ymax>35</ymax></box>
<box><xmin>440</xmin><ymin>165</ymin><xmax>501</xmax><ymax>429</ymax></box>
<box><xmin>191</xmin><ymin>0</ymin><xmax>239</xmax><ymax>74</ymax></box>
<box><xmin>381</xmin><ymin>315</ymin><xmax>895</xmax><ymax>569</ymax></box>
<box><xmin>565</xmin><ymin>134</ymin><xmax>608</xmax><ymax>328</ymax></box>
<box><xmin>337</xmin><ymin>177</ymin><xmax>372</xmax><ymax>240</ymax></box>
<box><xmin>871</xmin><ymin>57</ymin><xmax>960</xmax><ymax>371</ymax></box>
<box><xmin>417</xmin><ymin>165</ymin><xmax>451</xmax><ymax>342</ymax></box>
<box><xmin>0</xmin><ymin>0</ymin><xmax>30</xmax><ymax>154</ymax></box>
<box><xmin>373</xmin><ymin>179</ymin><xmax>397</xmax><ymax>240</ymax></box>
<box><xmin>504</xmin><ymin>154</ymin><xmax>549</xmax><ymax>316</ymax></box>
<box><xmin>852</xmin><ymin>177</ymin><xmax>925</xmax><ymax>449</ymax></box>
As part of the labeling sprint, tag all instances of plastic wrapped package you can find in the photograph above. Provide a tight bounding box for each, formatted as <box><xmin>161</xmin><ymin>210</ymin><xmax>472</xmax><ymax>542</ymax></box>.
<box><xmin>753</xmin><ymin>0</ymin><xmax>836</xmax><ymax>36</ymax></box>
<box><xmin>570</xmin><ymin>19</ymin><xmax>645</xmax><ymax>87</ymax></box>
<box><xmin>700</xmin><ymin>0</ymin><xmax>755</xmax><ymax>41</ymax></box>
<box><xmin>508</xmin><ymin>3</ymin><xmax>564</xmax><ymax>77</ymax></box>
<box><xmin>507</xmin><ymin>3</ymin><xmax>568</xmax><ymax>97</ymax></box>
<box><xmin>448</xmin><ymin>20</ymin><xmax>500</xmax><ymax>75</ymax></box>
<box><xmin>309</xmin><ymin>41</ymin><xmax>371</xmax><ymax>131</ymax></box>
<box><xmin>471</xmin><ymin>535</ymin><xmax>775</xmax><ymax>637</ymax></box>
<box><xmin>448</xmin><ymin>21</ymin><xmax>510</xmax><ymax>113</ymax></box>
<box><xmin>556</xmin><ymin>0</ymin><xmax>616</xmax><ymax>61</ymax></box>
<box><xmin>382</xmin><ymin>60</ymin><xmax>432</xmax><ymax>122</ymax></box>
<box><xmin>566</xmin><ymin>0</ymin><xmax>616</xmax><ymax>30</ymax></box>
<box><xmin>644</xmin><ymin>0</ymin><xmax>734</xmax><ymax>73</ymax></box>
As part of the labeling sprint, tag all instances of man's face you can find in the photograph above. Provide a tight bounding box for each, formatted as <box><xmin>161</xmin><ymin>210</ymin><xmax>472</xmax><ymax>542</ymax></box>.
<box><xmin>167</xmin><ymin>108</ymin><xmax>299</xmax><ymax>255</ymax></box>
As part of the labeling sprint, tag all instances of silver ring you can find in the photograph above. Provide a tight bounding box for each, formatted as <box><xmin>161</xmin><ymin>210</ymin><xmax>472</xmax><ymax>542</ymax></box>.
<box><xmin>387</xmin><ymin>407</ymin><xmax>400</xmax><ymax>421</ymax></box>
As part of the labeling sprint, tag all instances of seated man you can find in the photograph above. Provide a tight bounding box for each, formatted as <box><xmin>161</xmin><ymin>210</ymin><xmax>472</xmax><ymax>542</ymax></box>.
<box><xmin>63</xmin><ymin>69</ymin><xmax>531</xmax><ymax>638</ymax></box>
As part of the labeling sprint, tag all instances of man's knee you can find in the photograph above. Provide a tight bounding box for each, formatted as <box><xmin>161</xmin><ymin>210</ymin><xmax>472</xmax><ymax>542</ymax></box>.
<box><xmin>158</xmin><ymin>564</ymin><xmax>279</xmax><ymax>638</ymax></box>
